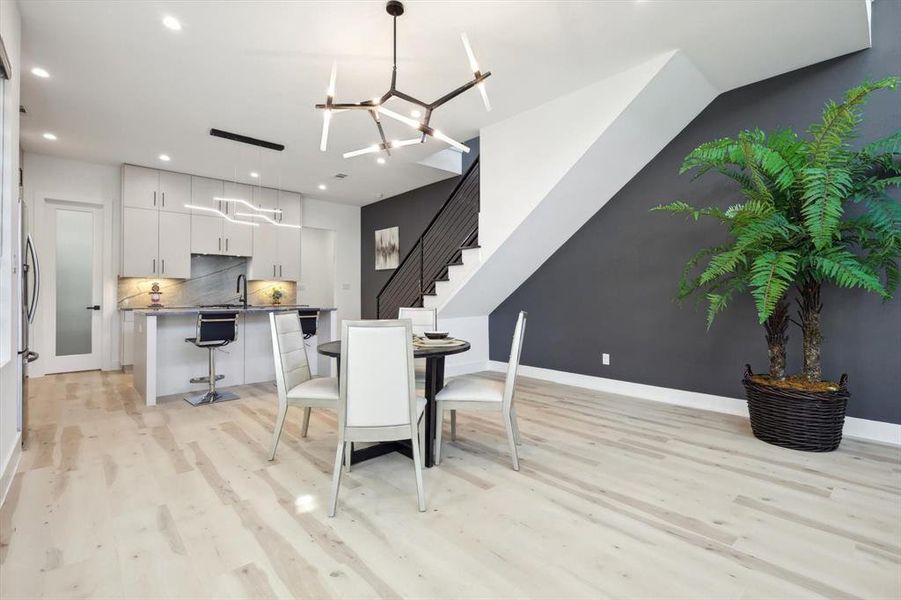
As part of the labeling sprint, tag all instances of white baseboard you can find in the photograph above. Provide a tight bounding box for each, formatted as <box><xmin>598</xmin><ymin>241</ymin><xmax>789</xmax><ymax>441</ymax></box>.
<box><xmin>0</xmin><ymin>434</ymin><xmax>22</xmax><ymax>508</ymax></box>
<box><xmin>488</xmin><ymin>361</ymin><xmax>901</xmax><ymax>446</ymax></box>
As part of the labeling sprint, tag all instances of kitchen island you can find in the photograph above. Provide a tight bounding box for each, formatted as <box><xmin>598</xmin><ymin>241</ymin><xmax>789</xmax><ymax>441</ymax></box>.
<box><xmin>130</xmin><ymin>305</ymin><xmax>336</xmax><ymax>406</ymax></box>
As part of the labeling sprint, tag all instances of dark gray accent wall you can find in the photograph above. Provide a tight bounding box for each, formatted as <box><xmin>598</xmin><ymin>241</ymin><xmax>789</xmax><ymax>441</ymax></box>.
<box><xmin>490</xmin><ymin>0</ymin><xmax>901</xmax><ymax>424</ymax></box>
<box><xmin>360</xmin><ymin>138</ymin><xmax>479</xmax><ymax>319</ymax></box>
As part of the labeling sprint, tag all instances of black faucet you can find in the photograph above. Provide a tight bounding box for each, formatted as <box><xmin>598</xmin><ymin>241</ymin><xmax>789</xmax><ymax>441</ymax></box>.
<box><xmin>236</xmin><ymin>274</ymin><xmax>248</xmax><ymax>309</ymax></box>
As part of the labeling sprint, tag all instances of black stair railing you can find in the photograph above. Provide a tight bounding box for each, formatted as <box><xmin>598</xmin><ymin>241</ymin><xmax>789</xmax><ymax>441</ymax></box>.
<box><xmin>376</xmin><ymin>158</ymin><xmax>480</xmax><ymax>319</ymax></box>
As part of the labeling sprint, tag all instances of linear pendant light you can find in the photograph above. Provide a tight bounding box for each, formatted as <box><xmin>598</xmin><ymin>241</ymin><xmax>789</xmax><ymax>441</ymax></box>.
<box><xmin>317</xmin><ymin>0</ymin><xmax>491</xmax><ymax>159</ymax></box>
<box><xmin>184</xmin><ymin>204</ymin><xmax>260</xmax><ymax>226</ymax></box>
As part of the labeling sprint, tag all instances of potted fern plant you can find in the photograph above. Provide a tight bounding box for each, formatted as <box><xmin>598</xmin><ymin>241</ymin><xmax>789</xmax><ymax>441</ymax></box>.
<box><xmin>654</xmin><ymin>78</ymin><xmax>900</xmax><ymax>451</ymax></box>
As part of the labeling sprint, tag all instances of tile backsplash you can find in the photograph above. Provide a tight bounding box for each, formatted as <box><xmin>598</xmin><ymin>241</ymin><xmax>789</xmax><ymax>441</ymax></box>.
<box><xmin>118</xmin><ymin>255</ymin><xmax>297</xmax><ymax>309</ymax></box>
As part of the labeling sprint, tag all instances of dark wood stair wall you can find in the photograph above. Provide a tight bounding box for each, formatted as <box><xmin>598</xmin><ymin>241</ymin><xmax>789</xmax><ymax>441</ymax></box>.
<box><xmin>376</xmin><ymin>158</ymin><xmax>481</xmax><ymax>318</ymax></box>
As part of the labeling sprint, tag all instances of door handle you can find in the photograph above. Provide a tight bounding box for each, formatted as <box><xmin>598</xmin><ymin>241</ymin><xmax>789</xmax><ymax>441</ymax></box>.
<box><xmin>85</xmin><ymin>305</ymin><xmax>101</xmax><ymax>311</ymax></box>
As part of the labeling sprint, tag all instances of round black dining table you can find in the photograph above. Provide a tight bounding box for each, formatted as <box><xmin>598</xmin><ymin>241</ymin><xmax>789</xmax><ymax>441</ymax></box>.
<box><xmin>317</xmin><ymin>339</ymin><xmax>471</xmax><ymax>468</ymax></box>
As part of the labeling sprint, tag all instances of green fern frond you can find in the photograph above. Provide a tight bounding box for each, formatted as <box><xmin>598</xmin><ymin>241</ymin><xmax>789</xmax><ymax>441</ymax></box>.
<box><xmin>749</xmin><ymin>251</ymin><xmax>800</xmax><ymax>323</ymax></box>
<box><xmin>801</xmin><ymin>167</ymin><xmax>852</xmax><ymax>248</ymax></box>
<box><xmin>811</xmin><ymin>248</ymin><xmax>887</xmax><ymax>297</ymax></box>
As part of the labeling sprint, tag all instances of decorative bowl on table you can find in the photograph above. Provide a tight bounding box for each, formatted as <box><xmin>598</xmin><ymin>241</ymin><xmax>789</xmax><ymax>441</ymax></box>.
<box><xmin>423</xmin><ymin>331</ymin><xmax>450</xmax><ymax>340</ymax></box>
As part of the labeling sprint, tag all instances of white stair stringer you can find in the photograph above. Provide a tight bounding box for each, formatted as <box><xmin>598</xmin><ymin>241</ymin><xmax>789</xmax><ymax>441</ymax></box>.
<box><xmin>423</xmin><ymin>247</ymin><xmax>481</xmax><ymax>310</ymax></box>
<box><xmin>434</xmin><ymin>50</ymin><xmax>717</xmax><ymax>320</ymax></box>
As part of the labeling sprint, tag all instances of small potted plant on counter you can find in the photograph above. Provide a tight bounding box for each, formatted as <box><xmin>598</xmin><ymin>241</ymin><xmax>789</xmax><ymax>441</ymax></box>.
<box><xmin>654</xmin><ymin>77</ymin><xmax>900</xmax><ymax>452</ymax></box>
<box><xmin>269</xmin><ymin>286</ymin><xmax>284</xmax><ymax>305</ymax></box>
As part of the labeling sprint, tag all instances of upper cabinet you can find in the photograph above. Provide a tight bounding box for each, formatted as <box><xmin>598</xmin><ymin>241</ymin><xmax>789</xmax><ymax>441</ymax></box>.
<box><xmin>278</xmin><ymin>191</ymin><xmax>302</xmax><ymax>226</ymax></box>
<box><xmin>190</xmin><ymin>176</ymin><xmax>223</xmax><ymax>214</ymax></box>
<box><xmin>121</xmin><ymin>164</ymin><xmax>303</xmax><ymax>275</ymax></box>
<box><xmin>122</xmin><ymin>165</ymin><xmax>189</xmax><ymax>214</ymax></box>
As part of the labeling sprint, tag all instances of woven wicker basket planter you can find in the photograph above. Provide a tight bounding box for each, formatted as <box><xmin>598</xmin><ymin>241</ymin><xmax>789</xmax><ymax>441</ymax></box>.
<box><xmin>742</xmin><ymin>364</ymin><xmax>850</xmax><ymax>452</ymax></box>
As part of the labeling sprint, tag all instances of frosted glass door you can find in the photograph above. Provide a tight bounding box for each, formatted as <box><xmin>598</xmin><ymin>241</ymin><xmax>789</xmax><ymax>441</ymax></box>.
<box><xmin>48</xmin><ymin>203</ymin><xmax>103</xmax><ymax>373</ymax></box>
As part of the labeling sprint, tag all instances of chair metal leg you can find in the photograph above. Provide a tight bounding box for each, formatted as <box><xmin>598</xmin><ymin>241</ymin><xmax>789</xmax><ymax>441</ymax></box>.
<box><xmin>503</xmin><ymin>413</ymin><xmax>520</xmax><ymax>471</ymax></box>
<box><xmin>344</xmin><ymin>442</ymin><xmax>352</xmax><ymax>473</ymax></box>
<box><xmin>510</xmin><ymin>406</ymin><xmax>522</xmax><ymax>445</ymax></box>
<box><xmin>450</xmin><ymin>409</ymin><xmax>457</xmax><ymax>441</ymax></box>
<box><xmin>410</xmin><ymin>424</ymin><xmax>427</xmax><ymax>512</ymax></box>
<box><xmin>269</xmin><ymin>404</ymin><xmax>288</xmax><ymax>461</ymax></box>
<box><xmin>328</xmin><ymin>442</ymin><xmax>345</xmax><ymax>517</ymax></box>
<box><xmin>301</xmin><ymin>407</ymin><xmax>312</xmax><ymax>438</ymax></box>
<box><xmin>434</xmin><ymin>406</ymin><xmax>444</xmax><ymax>465</ymax></box>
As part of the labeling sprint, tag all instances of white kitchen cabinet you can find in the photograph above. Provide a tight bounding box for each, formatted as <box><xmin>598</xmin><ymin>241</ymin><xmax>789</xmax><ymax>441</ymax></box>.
<box><xmin>158</xmin><ymin>171</ymin><xmax>191</xmax><ymax>214</ymax></box>
<box><xmin>222</xmin><ymin>219</ymin><xmax>254</xmax><ymax>257</ymax></box>
<box><xmin>223</xmin><ymin>182</ymin><xmax>252</xmax><ymax>218</ymax></box>
<box><xmin>191</xmin><ymin>214</ymin><xmax>223</xmax><ymax>255</ymax></box>
<box><xmin>122</xmin><ymin>207</ymin><xmax>160</xmax><ymax>276</ymax></box>
<box><xmin>158</xmin><ymin>211</ymin><xmax>192</xmax><ymax>278</ymax></box>
<box><xmin>278</xmin><ymin>227</ymin><xmax>301</xmax><ymax>281</ymax></box>
<box><xmin>123</xmin><ymin>165</ymin><xmax>160</xmax><ymax>210</ymax></box>
<box><xmin>121</xmin><ymin>206</ymin><xmax>191</xmax><ymax>278</ymax></box>
<box><xmin>249</xmin><ymin>223</ymin><xmax>279</xmax><ymax>279</ymax></box>
<box><xmin>253</xmin><ymin>187</ymin><xmax>278</xmax><ymax>212</ymax></box>
<box><xmin>278</xmin><ymin>190</ymin><xmax>302</xmax><ymax>226</ymax></box>
<box><xmin>190</xmin><ymin>176</ymin><xmax>223</xmax><ymax>214</ymax></box>
<box><xmin>123</xmin><ymin>165</ymin><xmax>192</xmax><ymax>214</ymax></box>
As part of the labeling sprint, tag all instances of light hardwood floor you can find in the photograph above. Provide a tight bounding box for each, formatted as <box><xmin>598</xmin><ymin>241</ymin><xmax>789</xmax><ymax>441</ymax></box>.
<box><xmin>1</xmin><ymin>369</ymin><xmax>899</xmax><ymax>599</ymax></box>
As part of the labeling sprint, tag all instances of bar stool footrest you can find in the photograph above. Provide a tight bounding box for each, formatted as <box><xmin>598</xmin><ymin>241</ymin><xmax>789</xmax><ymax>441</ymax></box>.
<box><xmin>189</xmin><ymin>374</ymin><xmax>225</xmax><ymax>384</ymax></box>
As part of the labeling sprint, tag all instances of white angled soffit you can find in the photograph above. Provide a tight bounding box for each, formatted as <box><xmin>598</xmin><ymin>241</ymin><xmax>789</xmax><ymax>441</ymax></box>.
<box><xmin>438</xmin><ymin>50</ymin><xmax>718</xmax><ymax>318</ymax></box>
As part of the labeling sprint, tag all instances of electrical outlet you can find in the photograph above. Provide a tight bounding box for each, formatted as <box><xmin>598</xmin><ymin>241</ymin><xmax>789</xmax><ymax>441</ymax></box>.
<box><xmin>602</xmin><ymin>353</ymin><xmax>610</xmax><ymax>366</ymax></box>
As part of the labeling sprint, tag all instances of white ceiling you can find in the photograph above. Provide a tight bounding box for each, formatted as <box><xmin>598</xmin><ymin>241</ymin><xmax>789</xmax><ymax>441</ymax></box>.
<box><xmin>18</xmin><ymin>0</ymin><xmax>870</xmax><ymax>205</ymax></box>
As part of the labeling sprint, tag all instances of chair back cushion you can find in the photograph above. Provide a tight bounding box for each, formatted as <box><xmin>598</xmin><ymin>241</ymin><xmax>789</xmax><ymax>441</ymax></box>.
<box><xmin>398</xmin><ymin>307</ymin><xmax>437</xmax><ymax>336</ymax></box>
<box><xmin>503</xmin><ymin>311</ymin><xmax>528</xmax><ymax>409</ymax></box>
<box><xmin>341</xmin><ymin>320</ymin><xmax>415</xmax><ymax>428</ymax></box>
<box><xmin>270</xmin><ymin>312</ymin><xmax>312</xmax><ymax>396</ymax></box>
<box><xmin>197</xmin><ymin>311</ymin><xmax>238</xmax><ymax>344</ymax></box>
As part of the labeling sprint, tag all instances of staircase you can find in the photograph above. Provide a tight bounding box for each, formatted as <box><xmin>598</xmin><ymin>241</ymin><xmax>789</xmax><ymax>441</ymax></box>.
<box><xmin>376</xmin><ymin>158</ymin><xmax>482</xmax><ymax>319</ymax></box>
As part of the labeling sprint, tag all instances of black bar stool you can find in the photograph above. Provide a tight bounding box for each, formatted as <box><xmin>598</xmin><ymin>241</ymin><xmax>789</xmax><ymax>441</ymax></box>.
<box><xmin>298</xmin><ymin>309</ymin><xmax>319</xmax><ymax>339</ymax></box>
<box><xmin>184</xmin><ymin>311</ymin><xmax>239</xmax><ymax>406</ymax></box>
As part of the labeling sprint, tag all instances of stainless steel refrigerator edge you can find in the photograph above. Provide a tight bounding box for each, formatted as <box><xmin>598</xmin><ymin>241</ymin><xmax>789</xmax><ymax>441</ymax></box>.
<box><xmin>17</xmin><ymin>195</ymin><xmax>40</xmax><ymax>449</ymax></box>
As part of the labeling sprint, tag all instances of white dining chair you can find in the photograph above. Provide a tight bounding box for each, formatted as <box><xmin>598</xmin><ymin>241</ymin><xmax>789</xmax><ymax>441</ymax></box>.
<box><xmin>398</xmin><ymin>306</ymin><xmax>453</xmax><ymax>428</ymax></box>
<box><xmin>435</xmin><ymin>311</ymin><xmax>527</xmax><ymax>470</ymax></box>
<box><xmin>329</xmin><ymin>319</ymin><xmax>427</xmax><ymax>517</ymax></box>
<box><xmin>268</xmin><ymin>312</ymin><xmax>339</xmax><ymax>461</ymax></box>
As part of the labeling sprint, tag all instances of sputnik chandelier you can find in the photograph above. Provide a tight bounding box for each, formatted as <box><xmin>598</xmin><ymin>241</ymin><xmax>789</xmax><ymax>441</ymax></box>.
<box><xmin>316</xmin><ymin>0</ymin><xmax>491</xmax><ymax>159</ymax></box>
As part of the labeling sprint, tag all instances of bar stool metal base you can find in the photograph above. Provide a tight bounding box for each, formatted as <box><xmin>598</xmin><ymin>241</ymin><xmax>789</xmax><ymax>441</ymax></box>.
<box><xmin>184</xmin><ymin>389</ymin><xmax>239</xmax><ymax>406</ymax></box>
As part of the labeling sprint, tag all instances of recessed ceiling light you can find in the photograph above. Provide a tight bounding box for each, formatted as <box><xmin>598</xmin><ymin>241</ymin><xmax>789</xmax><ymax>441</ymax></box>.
<box><xmin>250</xmin><ymin>172</ymin><xmax>259</xmax><ymax>178</ymax></box>
<box><xmin>318</xmin><ymin>184</ymin><xmax>327</xmax><ymax>191</ymax></box>
<box><xmin>42</xmin><ymin>132</ymin><xmax>57</xmax><ymax>140</ymax></box>
<box><xmin>162</xmin><ymin>15</ymin><xmax>182</xmax><ymax>31</ymax></box>
<box><xmin>158</xmin><ymin>154</ymin><xmax>171</xmax><ymax>161</ymax></box>
<box><xmin>376</xmin><ymin>157</ymin><xmax>386</xmax><ymax>165</ymax></box>
<box><xmin>411</xmin><ymin>109</ymin><xmax>421</xmax><ymax>118</ymax></box>
<box><xmin>31</xmin><ymin>67</ymin><xmax>50</xmax><ymax>78</ymax></box>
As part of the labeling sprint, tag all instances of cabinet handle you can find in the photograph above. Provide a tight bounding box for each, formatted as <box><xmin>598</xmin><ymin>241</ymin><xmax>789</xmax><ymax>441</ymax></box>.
<box><xmin>218</xmin><ymin>237</ymin><xmax>221</xmax><ymax>252</ymax></box>
<box><xmin>152</xmin><ymin>258</ymin><xmax>156</xmax><ymax>273</ymax></box>
<box><xmin>226</xmin><ymin>238</ymin><xmax>229</xmax><ymax>252</ymax></box>
<box><xmin>162</xmin><ymin>259</ymin><xmax>165</xmax><ymax>273</ymax></box>
<box><xmin>153</xmin><ymin>191</ymin><xmax>157</xmax><ymax>207</ymax></box>
<box><xmin>161</xmin><ymin>192</ymin><xmax>165</xmax><ymax>207</ymax></box>
<box><xmin>273</xmin><ymin>264</ymin><xmax>276</xmax><ymax>277</ymax></box>
<box><xmin>279</xmin><ymin>264</ymin><xmax>283</xmax><ymax>278</ymax></box>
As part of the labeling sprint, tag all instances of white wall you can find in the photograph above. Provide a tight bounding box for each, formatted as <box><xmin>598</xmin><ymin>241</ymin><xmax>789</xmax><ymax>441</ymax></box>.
<box><xmin>440</xmin><ymin>51</ymin><xmax>718</xmax><ymax>319</ymax></box>
<box><xmin>22</xmin><ymin>153</ymin><xmax>121</xmax><ymax>377</ymax></box>
<box><xmin>302</xmin><ymin>197</ymin><xmax>361</xmax><ymax>326</ymax></box>
<box><xmin>0</xmin><ymin>0</ymin><xmax>22</xmax><ymax>506</ymax></box>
